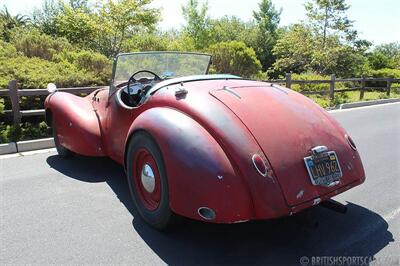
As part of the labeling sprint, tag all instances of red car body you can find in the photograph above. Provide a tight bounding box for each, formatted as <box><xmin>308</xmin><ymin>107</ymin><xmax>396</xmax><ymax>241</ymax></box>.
<box><xmin>45</xmin><ymin>52</ymin><xmax>365</xmax><ymax>226</ymax></box>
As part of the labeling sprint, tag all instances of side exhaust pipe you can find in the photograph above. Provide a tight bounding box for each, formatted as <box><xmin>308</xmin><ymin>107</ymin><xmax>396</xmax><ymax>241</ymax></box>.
<box><xmin>320</xmin><ymin>199</ymin><xmax>347</xmax><ymax>214</ymax></box>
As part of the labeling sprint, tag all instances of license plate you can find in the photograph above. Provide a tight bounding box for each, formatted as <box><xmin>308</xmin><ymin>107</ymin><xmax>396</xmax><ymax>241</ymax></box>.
<box><xmin>304</xmin><ymin>151</ymin><xmax>343</xmax><ymax>187</ymax></box>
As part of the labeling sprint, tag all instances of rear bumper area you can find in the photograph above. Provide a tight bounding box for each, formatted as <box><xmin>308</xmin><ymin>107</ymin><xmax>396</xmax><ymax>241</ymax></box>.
<box><xmin>289</xmin><ymin>177</ymin><xmax>365</xmax><ymax>215</ymax></box>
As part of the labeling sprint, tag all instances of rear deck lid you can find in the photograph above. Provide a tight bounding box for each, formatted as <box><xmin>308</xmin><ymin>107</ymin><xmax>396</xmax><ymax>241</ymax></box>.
<box><xmin>210</xmin><ymin>84</ymin><xmax>359</xmax><ymax>206</ymax></box>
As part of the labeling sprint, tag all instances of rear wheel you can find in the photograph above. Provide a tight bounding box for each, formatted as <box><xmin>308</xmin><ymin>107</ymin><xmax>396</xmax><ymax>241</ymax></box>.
<box><xmin>52</xmin><ymin>117</ymin><xmax>73</xmax><ymax>158</ymax></box>
<box><xmin>126</xmin><ymin>131</ymin><xmax>176</xmax><ymax>230</ymax></box>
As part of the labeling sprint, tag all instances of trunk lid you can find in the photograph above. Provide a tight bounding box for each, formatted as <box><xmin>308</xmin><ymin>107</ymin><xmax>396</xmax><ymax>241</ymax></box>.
<box><xmin>210</xmin><ymin>84</ymin><xmax>360</xmax><ymax>206</ymax></box>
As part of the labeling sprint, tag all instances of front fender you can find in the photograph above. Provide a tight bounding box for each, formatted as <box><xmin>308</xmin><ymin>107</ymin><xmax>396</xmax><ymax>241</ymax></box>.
<box><xmin>125</xmin><ymin>107</ymin><xmax>254</xmax><ymax>223</ymax></box>
<box><xmin>45</xmin><ymin>92</ymin><xmax>104</xmax><ymax>156</ymax></box>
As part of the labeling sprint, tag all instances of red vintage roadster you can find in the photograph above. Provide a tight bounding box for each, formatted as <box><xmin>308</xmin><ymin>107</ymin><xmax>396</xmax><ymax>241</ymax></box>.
<box><xmin>45</xmin><ymin>52</ymin><xmax>365</xmax><ymax>229</ymax></box>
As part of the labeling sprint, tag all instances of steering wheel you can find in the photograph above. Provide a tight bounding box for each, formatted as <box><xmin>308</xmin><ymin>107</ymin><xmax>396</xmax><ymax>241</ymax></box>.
<box><xmin>126</xmin><ymin>70</ymin><xmax>162</xmax><ymax>106</ymax></box>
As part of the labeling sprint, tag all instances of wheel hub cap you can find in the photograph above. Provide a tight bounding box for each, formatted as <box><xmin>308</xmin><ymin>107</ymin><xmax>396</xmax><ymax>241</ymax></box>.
<box><xmin>141</xmin><ymin>163</ymin><xmax>155</xmax><ymax>193</ymax></box>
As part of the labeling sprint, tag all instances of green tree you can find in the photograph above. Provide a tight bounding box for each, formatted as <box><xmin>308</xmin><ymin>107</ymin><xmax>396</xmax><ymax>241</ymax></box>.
<box><xmin>54</xmin><ymin>5</ymin><xmax>97</xmax><ymax>49</ymax></box>
<box><xmin>97</xmin><ymin>0</ymin><xmax>160</xmax><ymax>57</ymax></box>
<box><xmin>367</xmin><ymin>51</ymin><xmax>392</xmax><ymax>70</ymax></box>
<box><xmin>208</xmin><ymin>41</ymin><xmax>262</xmax><ymax>77</ymax></box>
<box><xmin>0</xmin><ymin>7</ymin><xmax>29</xmax><ymax>41</ymax></box>
<box><xmin>123</xmin><ymin>33</ymin><xmax>170</xmax><ymax>52</ymax></box>
<box><xmin>252</xmin><ymin>0</ymin><xmax>281</xmax><ymax>71</ymax></box>
<box><xmin>372</xmin><ymin>42</ymin><xmax>400</xmax><ymax>69</ymax></box>
<box><xmin>272</xmin><ymin>24</ymin><xmax>366</xmax><ymax>77</ymax></box>
<box><xmin>181</xmin><ymin>0</ymin><xmax>211</xmax><ymax>49</ymax></box>
<box><xmin>305</xmin><ymin>0</ymin><xmax>354</xmax><ymax>47</ymax></box>
<box><xmin>209</xmin><ymin>16</ymin><xmax>254</xmax><ymax>43</ymax></box>
<box><xmin>272</xmin><ymin>24</ymin><xmax>315</xmax><ymax>75</ymax></box>
<box><xmin>310</xmin><ymin>37</ymin><xmax>366</xmax><ymax>77</ymax></box>
<box><xmin>68</xmin><ymin>0</ymin><xmax>90</xmax><ymax>11</ymax></box>
<box><xmin>32</xmin><ymin>0</ymin><xmax>159</xmax><ymax>56</ymax></box>
<box><xmin>374</xmin><ymin>42</ymin><xmax>400</xmax><ymax>58</ymax></box>
<box><xmin>32</xmin><ymin>0</ymin><xmax>63</xmax><ymax>36</ymax></box>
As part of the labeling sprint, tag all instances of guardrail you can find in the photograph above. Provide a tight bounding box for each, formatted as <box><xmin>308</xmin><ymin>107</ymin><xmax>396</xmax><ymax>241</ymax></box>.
<box><xmin>0</xmin><ymin>75</ymin><xmax>399</xmax><ymax>125</ymax></box>
<box><xmin>0</xmin><ymin>80</ymin><xmax>106</xmax><ymax>125</ymax></box>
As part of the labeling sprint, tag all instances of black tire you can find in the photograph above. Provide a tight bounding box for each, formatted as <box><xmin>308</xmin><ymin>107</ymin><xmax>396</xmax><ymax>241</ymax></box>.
<box><xmin>52</xmin><ymin>117</ymin><xmax>73</xmax><ymax>158</ymax></box>
<box><xmin>126</xmin><ymin>131</ymin><xmax>176</xmax><ymax>230</ymax></box>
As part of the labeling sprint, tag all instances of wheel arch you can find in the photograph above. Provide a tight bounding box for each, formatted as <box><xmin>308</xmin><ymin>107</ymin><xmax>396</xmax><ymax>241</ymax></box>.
<box><xmin>123</xmin><ymin>107</ymin><xmax>255</xmax><ymax>223</ymax></box>
<box><xmin>124</xmin><ymin>128</ymin><xmax>154</xmax><ymax>172</ymax></box>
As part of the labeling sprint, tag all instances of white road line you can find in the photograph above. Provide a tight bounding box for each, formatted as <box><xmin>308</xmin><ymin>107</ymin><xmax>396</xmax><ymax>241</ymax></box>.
<box><xmin>383</xmin><ymin>207</ymin><xmax>400</xmax><ymax>222</ymax></box>
<box><xmin>328</xmin><ymin>102</ymin><xmax>400</xmax><ymax>113</ymax></box>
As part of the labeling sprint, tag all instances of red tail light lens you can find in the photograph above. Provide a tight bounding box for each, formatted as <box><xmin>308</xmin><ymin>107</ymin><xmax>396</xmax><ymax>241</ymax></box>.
<box><xmin>252</xmin><ymin>154</ymin><xmax>268</xmax><ymax>177</ymax></box>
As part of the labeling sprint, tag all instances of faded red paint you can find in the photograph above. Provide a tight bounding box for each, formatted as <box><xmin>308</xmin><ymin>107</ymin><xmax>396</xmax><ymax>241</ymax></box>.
<box><xmin>44</xmin><ymin>77</ymin><xmax>365</xmax><ymax>223</ymax></box>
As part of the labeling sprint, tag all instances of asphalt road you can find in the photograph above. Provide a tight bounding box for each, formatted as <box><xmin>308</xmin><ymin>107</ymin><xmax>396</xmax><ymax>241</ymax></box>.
<box><xmin>1</xmin><ymin>103</ymin><xmax>399</xmax><ymax>265</ymax></box>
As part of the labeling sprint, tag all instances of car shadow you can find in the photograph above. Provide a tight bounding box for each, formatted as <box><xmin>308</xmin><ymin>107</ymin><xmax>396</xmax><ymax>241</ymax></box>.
<box><xmin>47</xmin><ymin>155</ymin><xmax>394</xmax><ymax>265</ymax></box>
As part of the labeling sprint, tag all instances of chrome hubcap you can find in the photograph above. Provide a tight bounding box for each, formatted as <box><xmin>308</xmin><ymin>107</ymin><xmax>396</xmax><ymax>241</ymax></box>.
<box><xmin>141</xmin><ymin>164</ymin><xmax>155</xmax><ymax>193</ymax></box>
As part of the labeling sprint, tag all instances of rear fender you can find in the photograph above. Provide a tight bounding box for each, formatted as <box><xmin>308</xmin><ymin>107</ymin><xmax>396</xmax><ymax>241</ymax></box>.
<box><xmin>45</xmin><ymin>92</ymin><xmax>105</xmax><ymax>156</ymax></box>
<box><xmin>124</xmin><ymin>107</ymin><xmax>254</xmax><ymax>223</ymax></box>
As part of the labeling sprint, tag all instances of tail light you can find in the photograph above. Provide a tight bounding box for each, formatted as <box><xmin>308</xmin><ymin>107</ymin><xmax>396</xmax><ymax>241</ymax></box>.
<box><xmin>345</xmin><ymin>134</ymin><xmax>357</xmax><ymax>150</ymax></box>
<box><xmin>252</xmin><ymin>154</ymin><xmax>269</xmax><ymax>177</ymax></box>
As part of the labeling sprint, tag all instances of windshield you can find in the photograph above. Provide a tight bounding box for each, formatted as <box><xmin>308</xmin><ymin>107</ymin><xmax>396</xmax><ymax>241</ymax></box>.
<box><xmin>112</xmin><ymin>52</ymin><xmax>212</xmax><ymax>85</ymax></box>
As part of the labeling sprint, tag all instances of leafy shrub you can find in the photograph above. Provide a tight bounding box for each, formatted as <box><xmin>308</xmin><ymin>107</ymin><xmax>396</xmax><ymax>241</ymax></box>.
<box><xmin>368</xmin><ymin>68</ymin><xmax>400</xmax><ymax>79</ymax></box>
<box><xmin>393</xmin><ymin>55</ymin><xmax>400</xmax><ymax>69</ymax></box>
<box><xmin>308</xmin><ymin>94</ymin><xmax>331</xmax><ymax>108</ymax></box>
<box><xmin>20</xmin><ymin>121</ymin><xmax>51</xmax><ymax>140</ymax></box>
<box><xmin>0</xmin><ymin>122</ymin><xmax>51</xmax><ymax>143</ymax></box>
<box><xmin>365</xmin><ymin>68</ymin><xmax>400</xmax><ymax>89</ymax></box>
<box><xmin>0</xmin><ymin>97</ymin><xmax>4</xmax><ymax>113</ymax></box>
<box><xmin>0</xmin><ymin>124</ymin><xmax>21</xmax><ymax>143</ymax></box>
<box><xmin>53</xmin><ymin>50</ymin><xmax>111</xmax><ymax>81</ymax></box>
<box><xmin>290</xmin><ymin>73</ymin><xmax>330</xmax><ymax>92</ymax></box>
<box><xmin>253</xmin><ymin>71</ymin><xmax>269</xmax><ymax>81</ymax></box>
<box><xmin>367</xmin><ymin>51</ymin><xmax>393</xmax><ymax>70</ymax></box>
<box><xmin>123</xmin><ymin>34</ymin><xmax>170</xmax><ymax>52</ymax></box>
<box><xmin>11</xmin><ymin>28</ymin><xmax>72</xmax><ymax>60</ymax></box>
<box><xmin>167</xmin><ymin>35</ymin><xmax>197</xmax><ymax>52</ymax></box>
<box><xmin>0</xmin><ymin>39</ymin><xmax>18</xmax><ymax>58</ymax></box>
<box><xmin>0</xmin><ymin>54</ymin><xmax>109</xmax><ymax>89</ymax></box>
<box><xmin>208</xmin><ymin>41</ymin><xmax>262</xmax><ymax>77</ymax></box>
<box><xmin>289</xmin><ymin>72</ymin><xmax>353</xmax><ymax>93</ymax></box>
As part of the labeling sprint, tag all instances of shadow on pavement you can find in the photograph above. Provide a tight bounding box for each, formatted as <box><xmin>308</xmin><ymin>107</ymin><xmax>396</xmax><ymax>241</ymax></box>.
<box><xmin>47</xmin><ymin>154</ymin><xmax>394</xmax><ymax>265</ymax></box>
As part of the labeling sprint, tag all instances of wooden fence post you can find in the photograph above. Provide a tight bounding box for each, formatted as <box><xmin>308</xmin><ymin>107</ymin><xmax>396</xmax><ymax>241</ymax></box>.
<box><xmin>8</xmin><ymin>80</ymin><xmax>21</xmax><ymax>125</ymax></box>
<box><xmin>359</xmin><ymin>76</ymin><xmax>366</xmax><ymax>100</ymax></box>
<box><xmin>329</xmin><ymin>74</ymin><xmax>335</xmax><ymax>101</ymax></box>
<box><xmin>386</xmin><ymin>78</ymin><xmax>391</xmax><ymax>96</ymax></box>
<box><xmin>285</xmin><ymin>73</ymin><xmax>292</xmax><ymax>89</ymax></box>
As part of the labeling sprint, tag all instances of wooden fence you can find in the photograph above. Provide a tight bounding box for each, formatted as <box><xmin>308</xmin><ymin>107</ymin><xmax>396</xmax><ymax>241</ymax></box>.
<box><xmin>268</xmin><ymin>74</ymin><xmax>399</xmax><ymax>101</ymax></box>
<box><xmin>0</xmin><ymin>80</ymin><xmax>106</xmax><ymax>125</ymax></box>
<box><xmin>0</xmin><ymin>74</ymin><xmax>399</xmax><ymax>125</ymax></box>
